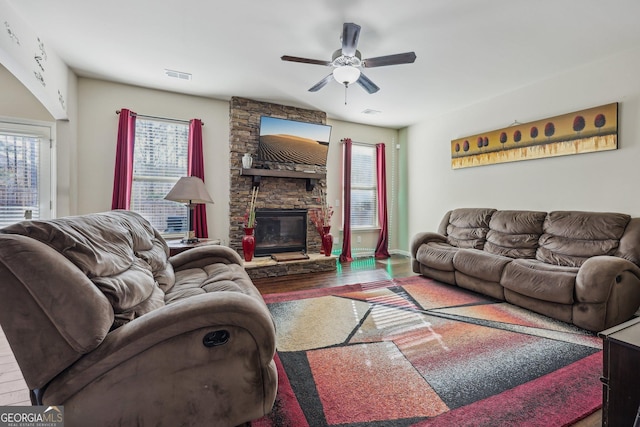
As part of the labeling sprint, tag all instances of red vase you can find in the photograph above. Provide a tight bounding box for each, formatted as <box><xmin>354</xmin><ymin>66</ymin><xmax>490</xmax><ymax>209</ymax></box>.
<box><xmin>242</xmin><ymin>227</ymin><xmax>255</xmax><ymax>262</ymax></box>
<box><xmin>321</xmin><ymin>226</ymin><xmax>333</xmax><ymax>257</ymax></box>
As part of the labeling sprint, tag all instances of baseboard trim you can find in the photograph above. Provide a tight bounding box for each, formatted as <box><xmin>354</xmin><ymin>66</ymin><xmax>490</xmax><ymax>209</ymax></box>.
<box><xmin>346</xmin><ymin>249</ymin><xmax>411</xmax><ymax>259</ymax></box>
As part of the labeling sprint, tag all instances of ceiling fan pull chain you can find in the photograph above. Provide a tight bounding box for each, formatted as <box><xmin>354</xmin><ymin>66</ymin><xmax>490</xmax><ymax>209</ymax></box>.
<box><xmin>344</xmin><ymin>84</ymin><xmax>348</xmax><ymax>105</ymax></box>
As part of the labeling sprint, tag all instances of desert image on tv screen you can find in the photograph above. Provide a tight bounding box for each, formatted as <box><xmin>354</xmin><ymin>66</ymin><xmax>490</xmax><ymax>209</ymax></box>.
<box><xmin>259</xmin><ymin>117</ymin><xmax>332</xmax><ymax>166</ymax></box>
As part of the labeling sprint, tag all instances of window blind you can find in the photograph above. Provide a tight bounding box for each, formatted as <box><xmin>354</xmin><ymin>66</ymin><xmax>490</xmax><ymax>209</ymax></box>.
<box><xmin>130</xmin><ymin>119</ymin><xmax>189</xmax><ymax>233</ymax></box>
<box><xmin>0</xmin><ymin>121</ymin><xmax>53</xmax><ymax>227</ymax></box>
<box><xmin>350</xmin><ymin>143</ymin><xmax>377</xmax><ymax>228</ymax></box>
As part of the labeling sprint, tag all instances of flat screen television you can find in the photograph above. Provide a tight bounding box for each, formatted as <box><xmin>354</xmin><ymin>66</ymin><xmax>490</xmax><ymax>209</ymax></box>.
<box><xmin>258</xmin><ymin>116</ymin><xmax>332</xmax><ymax>167</ymax></box>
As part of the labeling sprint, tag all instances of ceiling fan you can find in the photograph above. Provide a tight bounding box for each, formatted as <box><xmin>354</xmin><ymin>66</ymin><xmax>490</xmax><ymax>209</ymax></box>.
<box><xmin>281</xmin><ymin>22</ymin><xmax>417</xmax><ymax>95</ymax></box>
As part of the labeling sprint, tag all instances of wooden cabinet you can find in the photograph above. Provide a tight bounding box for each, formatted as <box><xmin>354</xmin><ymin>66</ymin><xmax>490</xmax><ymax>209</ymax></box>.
<box><xmin>599</xmin><ymin>317</ymin><xmax>640</xmax><ymax>426</ymax></box>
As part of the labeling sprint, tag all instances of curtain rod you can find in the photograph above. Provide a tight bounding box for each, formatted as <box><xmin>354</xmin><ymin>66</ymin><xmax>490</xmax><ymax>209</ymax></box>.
<box><xmin>340</xmin><ymin>139</ymin><xmax>372</xmax><ymax>146</ymax></box>
<box><xmin>116</xmin><ymin>110</ymin><xmax>204</xmax><ymax>126</ymax></box>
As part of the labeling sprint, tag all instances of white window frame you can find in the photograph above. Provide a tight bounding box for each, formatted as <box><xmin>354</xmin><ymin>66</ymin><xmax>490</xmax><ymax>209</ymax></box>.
<box><xmin>0</xmin><ymin>117</ymin><xmax>55</xmax><ymax>227</ymax></box>
<box><xmin>349</xmin><ymin>142</ymin><xmax>378</xmax><ymax>230</ymax></box>
<box><xmin>130</xmin><ymin>118</ymin><xmax>189</xmax><ymax>237</ymax></box>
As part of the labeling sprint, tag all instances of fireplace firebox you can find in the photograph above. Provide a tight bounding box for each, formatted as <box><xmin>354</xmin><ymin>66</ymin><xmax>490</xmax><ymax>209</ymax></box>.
<box><xmin>254</xmin><ymin>209</ymin><xmax>307</xmax><ymax>257</ymax></box>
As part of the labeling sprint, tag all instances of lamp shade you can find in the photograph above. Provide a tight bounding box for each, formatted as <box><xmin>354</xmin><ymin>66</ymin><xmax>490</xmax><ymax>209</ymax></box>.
<box><xmin>333</xmin><ymin>66</ymin><xmax>361</xmax><ymax>85</ymax></box>
<box><xmin>164</xmin><ymin>176</ymin><xmax>213</xmax><ymax>205</ymax></box>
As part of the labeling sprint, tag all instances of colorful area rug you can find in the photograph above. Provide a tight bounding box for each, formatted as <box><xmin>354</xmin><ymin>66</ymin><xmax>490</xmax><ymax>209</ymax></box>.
<box><xmin>253</xmin><ymin>276</ymin><xmax>603</xmax><ymax>427</ymax></box>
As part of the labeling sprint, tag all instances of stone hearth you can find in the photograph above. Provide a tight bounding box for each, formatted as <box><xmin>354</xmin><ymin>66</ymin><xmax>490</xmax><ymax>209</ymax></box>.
<box><xmin>244</xmin><ymin>254</ymin><xmax>337</xmax><ymax>279</ymax></box>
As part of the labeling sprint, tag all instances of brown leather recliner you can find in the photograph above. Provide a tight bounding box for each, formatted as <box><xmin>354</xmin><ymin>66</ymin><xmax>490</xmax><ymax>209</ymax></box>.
<box><xmin>0</xmin><ymin>210</ymin><xmax>277</xmax><ymax>427</ymax></box>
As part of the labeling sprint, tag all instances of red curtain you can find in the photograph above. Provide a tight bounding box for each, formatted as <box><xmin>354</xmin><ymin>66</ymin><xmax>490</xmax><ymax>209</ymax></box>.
<box><xmin>340</xmin><ymin>138</ymin><xmax>353</xmax><ymax>262</ymax></box>
<box><xmin>374</xmin><ymin>143</ymin><xmax>390</xmax><ymax>259</ymax></box>
<box><xmin>111</xmin><ymin>108</ymin><xmax>136</xmax><ymax>210</ymax></box>
<box><xmin>188</xmin><ymin>119</ymin><xmax>208</xmax><ymax>238</ymax></box>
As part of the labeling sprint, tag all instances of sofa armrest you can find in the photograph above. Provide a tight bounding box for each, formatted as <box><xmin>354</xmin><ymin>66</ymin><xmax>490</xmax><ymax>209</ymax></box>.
<box><xmin>411</xmin><ymin>232</ymin><xmax>447</xmax><ymax>258</ymax></box>
<box><xmin>575</xmin><ymin>255</ymin><xmax>640</xmax><ymax>330</ymax></box>
<box><xmin>576</xmin><ymin>256</ymin><xmax>640</xmax><ymax>303</ymax></box>
<box><xmin>43</xmin><ymin>291</ymin><xmax>276</xmax><ymax>404</ymax></box>
<box><xmin>169</xmin><ymin>244</ymin><xmax>244</xmax><ymax>271</ymax></box>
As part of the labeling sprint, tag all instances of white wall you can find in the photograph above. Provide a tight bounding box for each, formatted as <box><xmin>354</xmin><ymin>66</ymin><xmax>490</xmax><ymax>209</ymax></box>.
<box><xmin>77</xmin><ymin>78</ymin><xmax>231</xmax><ymax>242</ymax></box>
<box><xmin>0</xmin><ymin>0</ymin><xmax>70</xmax><ymax>119</ymax></box>
<box><xmin>0</xmin><ymin>65</ymin><xmax>53</xmax><ymax>120</ymax></box>
<box><xmin>56</xmin><ymin>67</ymin><xmax>79</xmax><ymax>217</ymax></box>
<box><xmin>406</xmin><ymin>47</ymin><xmax>640</xmax><ymax>248</ymax></box>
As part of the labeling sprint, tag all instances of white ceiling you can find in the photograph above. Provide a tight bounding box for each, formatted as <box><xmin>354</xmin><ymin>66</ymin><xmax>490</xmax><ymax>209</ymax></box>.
<box><xmin>8</xmin><ymin>0</ymin><xmax>640</xmax><ymax>128</ymax></box>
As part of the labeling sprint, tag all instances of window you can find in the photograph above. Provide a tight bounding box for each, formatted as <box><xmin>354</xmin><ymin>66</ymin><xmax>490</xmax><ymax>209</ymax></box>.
<box><xmin>350</xmin><ymin>143</ymin><xmax>377</xmax><ymax>228</ymax></box>
<box><xmin>0</xmin><ymin>120</ymin><xmax>54</xmax><ymax>227</ymax></box>
<box><xmin>130</xmin><ymin>119</ymin><xmax>189</xmax><ymax>234</ymax></box>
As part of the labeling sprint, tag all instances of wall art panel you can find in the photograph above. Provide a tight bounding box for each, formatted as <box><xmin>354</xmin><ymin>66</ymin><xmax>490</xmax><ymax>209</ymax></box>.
<box><xmin>451</xmin><ymin>102</ymin><xmax>618</xmax><ymax>169</ymax></box>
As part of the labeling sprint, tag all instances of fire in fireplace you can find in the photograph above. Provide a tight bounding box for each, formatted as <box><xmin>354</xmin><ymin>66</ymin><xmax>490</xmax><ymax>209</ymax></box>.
<box><xmin>254</xmin><ymin>209</ymin><xmax>307</xmax><ymax>256</ymax></box>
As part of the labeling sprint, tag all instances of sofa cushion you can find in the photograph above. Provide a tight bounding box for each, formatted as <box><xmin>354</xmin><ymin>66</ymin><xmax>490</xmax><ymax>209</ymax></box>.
<box><xmin>536</xmin><ymin>211</ymin><xmax>630</xmax><ymax>267</ymax></box>
<box><xmin>91</xmin><ymin>258</ymin><xmax>157</xmax><ymax>312</ymax></box>
<box><xmin>154</xmin><ymin>262</ymin><xmax>176</xmax><ymax>293</ymax></box>
<box><xmin>2</xmin><ymin>213</ymin><xmax>136</xmax><ymax>277</ymax></box>
<box><xmin>501</xmin><ymin>258</ymin><xmax>578</xmax><ymax>304</ymax></box>
<box><xmin>109</xmin><ymin>286</ymin><xmax>166</xmax><ymax>330</ymax></box>
<box><xmin>453</xmin><ymin>248</ymin><xmax>513</xmax><ymax>283</ymax></box>
<box><xmin>1</xmin><ymin>210</ymin><xmax>168</xmax><ymax>327</ymax></box>
<box><xmin>415</xmin><ymin>241</ymin><xmax>458</xmax><ymax>272</ymax></box>
<box><xmin>134</xmin><ymin>229</ymin><xmax>175</xmax><ymax>292</ymax></box>
<box><xmin>109</xmin><ymin>210</ymin><xmax>174</xmax><ymax>291</ymax></box>
<box><xmin>484</xmin><ymin>210</ymin><xmax>546</xmax><ymax>258</ymax></box>
<box><xmin>166</xmin><ymin>263</ymin><xmax>261</xmax><ymax>304</ymax></box>
<box><xmin>446</xmin><ymin>208</ymin><xmax>496</xmax><ymax>249</ymax></box>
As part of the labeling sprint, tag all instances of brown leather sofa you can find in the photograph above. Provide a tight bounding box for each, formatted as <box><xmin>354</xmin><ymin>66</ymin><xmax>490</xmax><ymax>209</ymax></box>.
<box><xmin>411</xmin><ymin>208</ymin><xmax>640</xmax><ymax>332</ymax></box>
<box><xmin>0</xmin><ymin>210</ymin><xmax>276</xmax><ymax>427</ymax></box>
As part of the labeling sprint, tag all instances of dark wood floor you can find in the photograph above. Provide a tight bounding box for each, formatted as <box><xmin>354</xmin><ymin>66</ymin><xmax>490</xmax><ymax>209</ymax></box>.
<box><xmin>252</xmin><ymin>254</ymin><xmax>417</xmax><ymax>293</ymax></box>
<box><xmin>0</xmin><ymin>254</ymin><xmax>601</xmax><ymax>425</ymax></box>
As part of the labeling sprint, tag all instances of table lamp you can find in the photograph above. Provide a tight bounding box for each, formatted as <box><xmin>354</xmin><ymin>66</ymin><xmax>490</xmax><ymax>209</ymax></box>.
<box><xmin>164</xmin><ymin>176</ymin><xmax>213</xmax><ymax>243</ymax></box>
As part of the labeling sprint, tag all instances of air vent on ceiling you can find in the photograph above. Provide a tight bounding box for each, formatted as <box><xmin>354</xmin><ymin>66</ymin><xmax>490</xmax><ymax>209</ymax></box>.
<box><xmin>164</xmin><ymin>69</ymin><xmax>192</xmax><ymax>81</ymax></box>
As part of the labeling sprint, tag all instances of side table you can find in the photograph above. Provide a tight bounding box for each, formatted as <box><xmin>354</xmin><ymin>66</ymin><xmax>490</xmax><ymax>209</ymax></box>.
<box><xmin>166</xmin><ymin>238</ymin><xmax>221</xmax><ymax>256</ymax></box>
<box><xmin>599</xmin><ymin>316</ymin><xmax>640</xmax><ymax>426</ymax></box>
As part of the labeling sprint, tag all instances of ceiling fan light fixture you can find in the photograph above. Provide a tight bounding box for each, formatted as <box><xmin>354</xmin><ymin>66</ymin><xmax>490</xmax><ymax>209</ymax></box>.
<box><xmin>282</xmin><ymin>22</ymin><xmax>416</xmax><ymax>96</ymax></box>
<box><xmin>332</xmin><ymin>66</ymin><xmax>360</xmax><ymax>85</ymax></box>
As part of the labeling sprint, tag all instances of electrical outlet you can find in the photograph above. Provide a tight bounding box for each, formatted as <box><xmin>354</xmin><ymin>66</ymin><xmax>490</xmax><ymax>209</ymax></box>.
<box><xmin>335</xmin><ymin>199</ymin><xmax>340</xmax><ymax>207</ymax></box>
<box><xmin>334</xmin><ymin>236</ymin><xmax>339</xmax><ymax>244</ymax></box>
<box><xmin>356</xmin><ymin>235</ymin><xmax>362</xmax><ymax>243</ymax></box>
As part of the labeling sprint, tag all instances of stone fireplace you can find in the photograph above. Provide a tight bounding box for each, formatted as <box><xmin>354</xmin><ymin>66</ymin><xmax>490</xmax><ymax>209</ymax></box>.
<box><xmin>229</xmin><ymin>97</ymin><xmax>328</xmax><ymax>259</ymax></box>
<box><xmin>254</xmin><ymin>208</ymin><xmax>307</xmax><ymax>256</ymax></box>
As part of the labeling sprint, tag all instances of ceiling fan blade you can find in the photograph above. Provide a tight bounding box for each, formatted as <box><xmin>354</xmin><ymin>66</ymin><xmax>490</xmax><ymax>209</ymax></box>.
<box><xmin>356</xmin><ymin>72</ymin><xmax>380</xmax><ymax>94</ymax></box>
<box><xmin>308</xmin><ymin>74</ymin><xmax>334</xmax><ymax>92</ymax></box>
<box><xmin>281</xmin><ymin>55</ymin><xmax>332</xmax><ymax>66</ymax></box>
<box><xmin>341</xmin><ymin>23</ymin><xmax>361</xmax><ymax>57</ymax></box>
<box><xmin>363</xmin><ymin>52</ymin><xmax>417</xmax><ymax>68</ymax></box>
